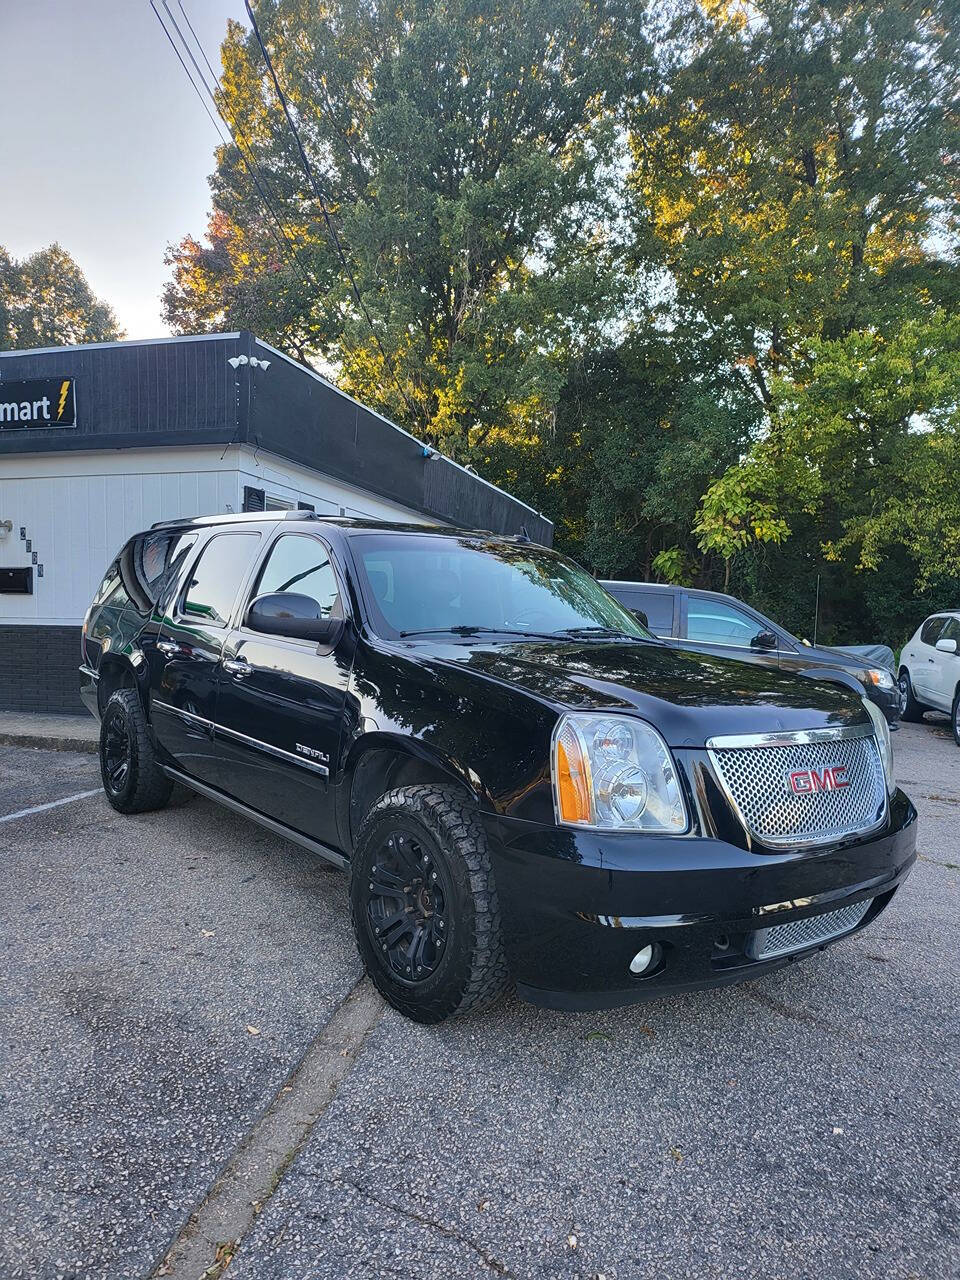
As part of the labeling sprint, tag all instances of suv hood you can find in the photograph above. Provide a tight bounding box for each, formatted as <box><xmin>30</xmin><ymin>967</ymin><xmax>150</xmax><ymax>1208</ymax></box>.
<box><xmin>424</xmin><ymin>638</ymin><xmax>867</xmax><ymax>747</ymax></box>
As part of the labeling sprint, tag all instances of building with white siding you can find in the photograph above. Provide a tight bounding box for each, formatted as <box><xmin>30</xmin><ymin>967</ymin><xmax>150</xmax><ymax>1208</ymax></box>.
<box><xmin>0</xmin><ymin>332</ymin><xmax>551</xmax><ymax>713</ymax></box>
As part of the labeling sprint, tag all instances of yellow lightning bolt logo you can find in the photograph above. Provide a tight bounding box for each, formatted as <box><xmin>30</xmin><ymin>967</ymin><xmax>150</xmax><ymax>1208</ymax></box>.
<box><xmin>57</xmin><ymin>380</ymin><xmax>70</xmax><ymax>421</ymax></box>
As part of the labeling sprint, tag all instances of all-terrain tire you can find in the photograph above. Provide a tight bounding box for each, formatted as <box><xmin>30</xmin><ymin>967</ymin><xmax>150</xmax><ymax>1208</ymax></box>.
<box><xmin>99</xmin><ymin>688</ymin><xmax>174</xmax><ymax>814</ymax></box>
<box><xmin>350</xmin><ymin>785</ymin><xmax>509</xmax><ymax>1023</ymax></box>
<box><xmin>897</xmin><ymin>668</ymin><xmax>925</xmax><ymax>723</ymax></box>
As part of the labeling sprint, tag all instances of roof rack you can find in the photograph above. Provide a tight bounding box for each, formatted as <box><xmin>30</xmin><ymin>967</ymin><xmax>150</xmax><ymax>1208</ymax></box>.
<box><xmin>150</xmin><ymin>510</ymin><xmax>316</xmax><ymax>530</ymax></box>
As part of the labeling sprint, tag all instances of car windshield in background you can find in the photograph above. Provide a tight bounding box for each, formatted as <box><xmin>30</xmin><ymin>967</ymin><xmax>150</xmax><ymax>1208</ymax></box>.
<box><xmin>352</xmin><ymin>534</ymin><xmax>652</xmax><ymax>642</ymax></box>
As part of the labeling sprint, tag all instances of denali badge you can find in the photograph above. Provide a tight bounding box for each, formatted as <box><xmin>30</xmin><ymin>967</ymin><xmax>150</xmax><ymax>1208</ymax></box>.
<box><xmin>788</xmin><ymin>766</ymin><xmax>849</xmax><ymax>795</ymax></box>
<box><xmin>296</xmin><ymin>743</ymin><xmax>329</xmax><ymax>763</ymax></box>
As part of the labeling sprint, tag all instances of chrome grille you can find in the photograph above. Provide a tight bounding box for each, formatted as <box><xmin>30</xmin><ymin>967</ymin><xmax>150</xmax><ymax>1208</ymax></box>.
<box><xmin>707</xmin><ymin>726</ymin><xmax>887</xmax><ymax>847</ymax></box>
<box><xmin>747</xmin><ymin>899</ymin><xmax>873</xmax><ymax>960</ymax></box>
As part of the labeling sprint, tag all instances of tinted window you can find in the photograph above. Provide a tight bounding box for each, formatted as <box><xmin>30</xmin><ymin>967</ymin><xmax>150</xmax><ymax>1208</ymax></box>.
<box><xmin>921</xmin><ymin>616</ymin><xmax>947</xmax><ymax>646</ymax></box>
<box><xmin>181</xmin><ymin>533</ymin><xmax>260</xmax><ymax>627</ymax></box>
<box><xmin>254</xmin><ymin>535</ymin><xmax>342</xmax><ymax>618</ymax></box>
<box><xmin>122</xmin><ymin>531</ymin><xmax>198</xmax><ymax>614</ymax></box>
<box><xmin>353</xmin><ymin>534</ymin><xmax>651</xmax><ymax>640</ymax></box>
<box><xmin>686</xmin><ymin>598</ymin><xmax>761</xmax><ymax>647</ymax></box>
<box><xmin>628</xmin><ymin>591</ymin><xmax>674</xmax><ymax>634</ymax></box>
<box><xmin>939</xmin><ymin>617</ymin><xmax>960</xmax><ymax>644</ymax></box>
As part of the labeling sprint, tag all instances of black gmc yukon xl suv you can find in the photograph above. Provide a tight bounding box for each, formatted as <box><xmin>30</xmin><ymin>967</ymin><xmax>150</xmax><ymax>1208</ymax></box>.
<box><xmin>80</xmin><ymin>513</ymin><xmax>917</xmax><ymax>1022</ymax></box>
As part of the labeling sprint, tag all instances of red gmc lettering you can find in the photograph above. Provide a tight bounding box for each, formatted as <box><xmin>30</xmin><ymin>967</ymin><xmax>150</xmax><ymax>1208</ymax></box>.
<box><xmin>788</xmin><ymin>766</ymin><xmax>849</xmax><ymax>795</ymax></box>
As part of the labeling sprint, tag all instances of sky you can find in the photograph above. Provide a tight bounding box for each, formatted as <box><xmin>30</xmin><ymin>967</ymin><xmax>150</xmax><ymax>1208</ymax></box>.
<box><xmin>0</xmin><ymin>0</ymin><xmax>246</xmax><ymax>338</ymax></box>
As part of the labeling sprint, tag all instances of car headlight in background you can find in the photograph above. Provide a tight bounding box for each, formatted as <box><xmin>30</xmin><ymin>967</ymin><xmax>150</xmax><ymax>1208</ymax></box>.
<box><xmin>552</xmin><ymin>712</ymin><xmax>688</xmax><ymax>832</ymax></box>
<box><xmin>864</xmin><ymin>668</ymin><xmax>895</xmax><ymax>690</ymax></box>
<box><xmin>862</xmin><ymin>697</ymin><xmax>896</xmax><ymax>795</ymax></box>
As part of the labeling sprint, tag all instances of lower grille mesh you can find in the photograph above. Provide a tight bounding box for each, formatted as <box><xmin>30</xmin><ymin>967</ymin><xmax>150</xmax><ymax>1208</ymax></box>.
<box><xmin>748</xmin><ymin>899</ymin><xmax>873</xmax><ymax>960</ymax></box>
<box><xmin>709</xmin><ymin>731</ymin><xmax>887</xmax><ymax>847</ymax></box>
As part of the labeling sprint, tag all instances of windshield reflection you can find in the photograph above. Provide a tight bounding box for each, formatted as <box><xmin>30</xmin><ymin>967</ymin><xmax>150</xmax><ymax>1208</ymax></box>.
<box><xmin>350</xmin><ymin>534</ymin><xmax>653</xmax><ymax>643</ymax></box>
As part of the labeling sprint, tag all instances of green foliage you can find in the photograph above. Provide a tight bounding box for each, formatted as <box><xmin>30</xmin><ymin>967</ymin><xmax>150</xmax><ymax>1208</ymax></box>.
<box><xmin>0</xmin><ymin>243</ymin><xmax>123</xmax><ymax>350</ymax></box>
<box><xmin>634</xmin><ymin>0</ymin><xmax>960</xmax><ymax>614</ymax></box>
<box><xmin>164</xmin><ymin>0</ymin><xmax>637</xmax><ymax>456</ymax></box>
<box><xmin>163</xmin><ymin>0</ymin><xmax>960</xmax><ymax>643</ymax></box>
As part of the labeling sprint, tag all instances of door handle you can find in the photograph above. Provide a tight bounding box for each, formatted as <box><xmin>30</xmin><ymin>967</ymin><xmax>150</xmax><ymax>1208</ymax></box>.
<box><xmin>157</xmin><ymin>639</ymin><xmax>181</xmax><ymax>657</ymax></box>
<box><xmin>222</xmin><ymin>657</ymin><xmax>251</xmax><ymax>678</ymax></box>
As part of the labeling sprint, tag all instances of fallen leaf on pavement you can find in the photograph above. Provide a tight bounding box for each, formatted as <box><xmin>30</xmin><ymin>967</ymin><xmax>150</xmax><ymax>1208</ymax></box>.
<box><xmin>246</xmin><ymin>1025</ymin><xmax>261</xmax><ymax>1036</ymax></box>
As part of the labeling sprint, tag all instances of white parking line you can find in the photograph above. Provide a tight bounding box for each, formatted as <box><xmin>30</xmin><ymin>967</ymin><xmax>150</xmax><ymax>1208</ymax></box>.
<box><xmin>0</xmin><ymin>789</ymin><xmax>101</xmax><ymax>824</ymax></box>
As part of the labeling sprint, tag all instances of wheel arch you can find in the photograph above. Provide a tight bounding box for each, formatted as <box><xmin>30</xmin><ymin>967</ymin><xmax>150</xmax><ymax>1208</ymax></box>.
<box><xmin>340</xmin><ymin>734</ymin><xmax>489</xmax><ymax>856</ymax></box>
<box><xmin>96</xmin><ymin>653</ymin><xmax>143</xmax><ymax>716</ymax></box>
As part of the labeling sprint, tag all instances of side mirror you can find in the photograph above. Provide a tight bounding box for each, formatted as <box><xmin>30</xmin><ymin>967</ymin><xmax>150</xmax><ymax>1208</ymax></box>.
<box><xmin>751</xmin><ymin>630</ymin><xmax>778</xmax><ymax>650</ymax></box>
<box><xmin>633</xmin><ymin>609</ymin><xmax>649</xmax><ymax>628</ymax></box>
<box><xmin>935</xmin><ymin>637</ymin><xmax>958</xmax><ymax>654</ymax></box>
<box><xmin>246</xmin><ymin>592</ymin><xmax>344</xmax><ymax>644</ymax></box>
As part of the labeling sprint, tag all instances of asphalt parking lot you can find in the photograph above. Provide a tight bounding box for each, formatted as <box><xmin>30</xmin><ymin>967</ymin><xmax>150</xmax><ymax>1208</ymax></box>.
<box><xmin>1</xmin><ymin>720</ymin><xmax>957</xmax><ymax>1280</ymax></box>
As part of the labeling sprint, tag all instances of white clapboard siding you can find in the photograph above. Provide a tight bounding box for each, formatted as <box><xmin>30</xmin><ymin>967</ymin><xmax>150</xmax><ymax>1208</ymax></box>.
<box><xmin>0</xmin><ymin>444</ymin><xmax>435</xmax><ymax>625</ymax></box>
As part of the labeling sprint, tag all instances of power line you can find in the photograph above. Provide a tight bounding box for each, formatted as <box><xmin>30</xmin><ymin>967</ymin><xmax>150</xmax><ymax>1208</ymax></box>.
<box><xmin>150</xmin><ymin>0</ymin><xmax>318</xmax><ymax>297</ymax></box>
<box><xmin>242</xmin><ymin>0</ymin><xmax>423</xmax><ymax>425</ymax></box>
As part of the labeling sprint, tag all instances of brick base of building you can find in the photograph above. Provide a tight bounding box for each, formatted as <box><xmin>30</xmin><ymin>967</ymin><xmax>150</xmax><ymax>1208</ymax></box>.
<box><xmin>0</xmin><ymin>625</ymin><xmax>84</xmax><ymax>714</ymax></box>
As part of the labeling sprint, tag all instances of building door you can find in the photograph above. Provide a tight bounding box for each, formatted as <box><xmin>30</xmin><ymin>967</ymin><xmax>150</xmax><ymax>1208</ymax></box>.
<box><xmin>213</xmin><ymin>531</ymin><xmax>352</xmax><ymax>848</ymax></box>
<box><xmin>150</xmin><ymin>531</ymin><xmax>261</xmax><ymax>786</ymax></box>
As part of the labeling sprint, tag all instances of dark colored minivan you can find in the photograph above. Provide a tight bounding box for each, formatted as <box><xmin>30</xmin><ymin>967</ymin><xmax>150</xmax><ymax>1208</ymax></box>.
<box><xmin>80</xmin><ymin>514</ymin><xmax>916</xmax><ymax>1022</ymax></box>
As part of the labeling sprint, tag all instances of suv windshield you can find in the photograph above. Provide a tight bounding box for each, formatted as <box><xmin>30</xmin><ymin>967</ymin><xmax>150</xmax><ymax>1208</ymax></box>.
<box><xmin>352</xmin><ymin>534</ymin><xmax>652</xmax><ymax>641</ymax></box>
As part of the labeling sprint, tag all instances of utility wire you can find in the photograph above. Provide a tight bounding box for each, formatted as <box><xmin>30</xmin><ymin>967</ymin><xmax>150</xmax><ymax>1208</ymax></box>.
<box><xmin>150</xmin><ymin>0</ymin><xmax>317</xmax><ymax>297</ymax></box>
<box><xmin>242</xmin><ymin>0</ymin><xmax>423</xmax><ymax>425</ymax></box>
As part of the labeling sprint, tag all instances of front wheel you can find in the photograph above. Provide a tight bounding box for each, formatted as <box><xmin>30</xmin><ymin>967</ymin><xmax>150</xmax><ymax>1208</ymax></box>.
<box><xmin>350</xmin><ymin>785</ymin><xmax>509</xmax><ymax>1023</ymax></box>
<box><xmin>897</xmin><ymin>668</ymin><xmax>925</xmax><ymax>723</ymax></box>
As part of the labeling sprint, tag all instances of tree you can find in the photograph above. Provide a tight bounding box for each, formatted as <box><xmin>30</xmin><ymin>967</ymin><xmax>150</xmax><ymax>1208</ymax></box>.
<box><xmin>630</xmin><ymin>0</ymin><xmax>959</xmax><ymax>401</ymax></box>
<box><xmin>629</xmin><ymin>0</ymin><xmax>960</xmax><ymax>610</ymax></box>
<box><xmin>163</xmin><ymin>0</ymin><xmax>638</xmax><ymax>455</ymax></box>
<box><xmin>479</xmin><ymin>329</ymin><xmax>757</xmax><ymax>579</ymax></box>
<box><xmin>1</xmin><ymin>244</ymin><xmax>123</xmax><ymax>350</ymax></box>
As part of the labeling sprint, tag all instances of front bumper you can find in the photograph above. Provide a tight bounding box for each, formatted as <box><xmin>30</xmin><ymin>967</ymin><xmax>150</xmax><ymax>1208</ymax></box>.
<box><xmin>483</xmin><ymin>788</ymin><xmax>917</xmax><ymax>1010</ymax></box>
<box><xmin>866</xmin><ymin>680</ymin><xmax>900</xmax><ymax>726</ymax></box>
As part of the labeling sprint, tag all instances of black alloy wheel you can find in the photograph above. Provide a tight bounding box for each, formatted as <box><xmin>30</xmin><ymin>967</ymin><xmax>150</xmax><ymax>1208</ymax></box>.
<box><xmin>350</xmin><ymin>785</ymin><xmax>509</xmax><ymax>1023</ymax></box>
<box><xmin>102</xmin><ymin>711</ymin><xmax>132</xmax><ymax>796</ymax></box>
<box><xmin>364</xmin><ymin>827</ymin><xmax>451</xmax><ymax>983</ymax></box>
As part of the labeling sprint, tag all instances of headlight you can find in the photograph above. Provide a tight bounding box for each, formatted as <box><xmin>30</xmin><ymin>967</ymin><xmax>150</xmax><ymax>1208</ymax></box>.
<box><xmin>864</xmin><ymin>668</ymin><xmax>895</xmax><ymax>690</ymax></box>
<box><xmin>862</xmin><ymin>698</ymin><xmax>895</xmax><ymax>795</ymax></box>
<box><xmin>551</xmin><ymin>712</ymin><xmax>688</xmax><ymax>833</ymax></box>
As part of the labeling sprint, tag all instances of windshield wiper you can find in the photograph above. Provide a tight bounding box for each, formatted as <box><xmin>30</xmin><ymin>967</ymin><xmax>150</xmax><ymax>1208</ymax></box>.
<box><xmin>558</xmin><ymin>626</ymin><xmax>650</xmax><ymax>642</ymax></box>
<box><xmin>398</xmin><ymin>625</ymin><xmax>561</xmax><ymax>640</ymax></box>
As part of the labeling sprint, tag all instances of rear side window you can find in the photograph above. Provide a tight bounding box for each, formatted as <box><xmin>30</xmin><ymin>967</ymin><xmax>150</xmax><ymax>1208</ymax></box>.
<box><xmin>920</xmin><ymin>616</ymin><xmax>947</xmax><ymax>646</ymax></box>
<box><xmin>939</xmin><ymin>617</ymin><xmax>960</xmax><ymax>644</ymax></box>
<box><xmin>181</xmin><ymin>533</ymin><xmax>260</xmax><ymax>627</ymax></box>
<box><xmin>120</xmin><ymin>531</ymin><xmax>198</xmax><ymax>615</ymax></box>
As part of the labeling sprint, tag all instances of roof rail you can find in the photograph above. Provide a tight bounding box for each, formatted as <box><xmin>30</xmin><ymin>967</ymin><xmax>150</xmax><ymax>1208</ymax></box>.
<box><xmin>149</xmin><ymin>510</ymin><xmax>316</xmax><ymax>531</ymax></box>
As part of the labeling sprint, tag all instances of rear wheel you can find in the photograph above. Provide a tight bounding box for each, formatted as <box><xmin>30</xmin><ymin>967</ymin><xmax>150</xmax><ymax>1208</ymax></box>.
<box><xmin>350</xmin><ymin>785</ymin><xmax>509</xmax><ymax>1023</ymax></box>
<box><xmin>897</xmin><ymin>668</ymin><xmax>925</xmax><ymax>723</ymax></box>
<box><xmin>952</xmin><ymin>687</ymin><xmax>960</xmax><ymax>747</ymax></box>
<box><xmin>99</xmin><ymin>689</ymin><xmax>173</xmax><ymax>813</ymax></box>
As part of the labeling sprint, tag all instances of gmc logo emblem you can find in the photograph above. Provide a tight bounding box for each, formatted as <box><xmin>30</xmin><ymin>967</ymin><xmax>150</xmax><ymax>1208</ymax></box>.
<box><xmin>788</xmin><ymin>766</ymin><xmax>849</xmax><ymax>795</ymax></box>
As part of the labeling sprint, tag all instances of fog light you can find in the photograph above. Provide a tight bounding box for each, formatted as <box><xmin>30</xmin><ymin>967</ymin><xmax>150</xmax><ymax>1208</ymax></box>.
<box><xmin>629</xmin><ymin>944</ymin><xmax>656</xmax><ymax>976</ymax></box>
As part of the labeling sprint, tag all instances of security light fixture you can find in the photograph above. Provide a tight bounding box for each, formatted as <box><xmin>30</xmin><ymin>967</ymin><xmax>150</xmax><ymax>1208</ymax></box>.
<box><xmin>227</xmin><ymin>355</ymin><xmax>249</xmax><ymax>369</ymax></box>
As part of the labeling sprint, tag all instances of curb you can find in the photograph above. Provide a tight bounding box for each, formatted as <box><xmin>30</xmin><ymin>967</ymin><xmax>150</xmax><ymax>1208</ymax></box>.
<box><xmin>0</xmin><ymin>732</ymin><xmax>98</xmax><ymax>755</ymax></box>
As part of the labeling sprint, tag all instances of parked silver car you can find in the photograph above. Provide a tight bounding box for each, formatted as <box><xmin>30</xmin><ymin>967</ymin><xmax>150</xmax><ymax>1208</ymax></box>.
<box><xmin>898</xmin><ymin>612</ymin><xmax>960</xmax><ymax>744</ymax></box>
